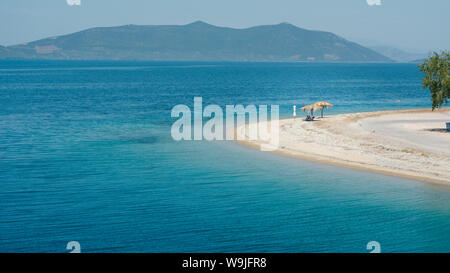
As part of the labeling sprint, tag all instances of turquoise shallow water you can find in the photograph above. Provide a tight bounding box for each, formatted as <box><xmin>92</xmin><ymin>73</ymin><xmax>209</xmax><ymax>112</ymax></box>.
<box><xmin>1</xmin><ymin>61</ymin><xmax>450</xmax><ymax>253</ymax></box>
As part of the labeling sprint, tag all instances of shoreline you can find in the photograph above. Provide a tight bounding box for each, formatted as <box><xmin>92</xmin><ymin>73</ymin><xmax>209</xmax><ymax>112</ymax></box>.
<box><xmin>235</xmin><ymin>108</ymin><xmax>450</xmax><ymax>185</ymax></box>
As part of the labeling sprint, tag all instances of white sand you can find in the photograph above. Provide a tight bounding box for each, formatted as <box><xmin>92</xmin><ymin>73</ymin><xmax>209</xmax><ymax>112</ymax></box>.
<box><xmin>236</xmin><ymin>108</ymin><xmax>450</xmax><ymax>184</ymax></box>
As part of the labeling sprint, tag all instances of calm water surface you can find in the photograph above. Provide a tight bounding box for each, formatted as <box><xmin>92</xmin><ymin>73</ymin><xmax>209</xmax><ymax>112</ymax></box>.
<box><xmin>1</xmin><ymin>61</ymin><xmax>449</xmax><ymax>252</ymax></box>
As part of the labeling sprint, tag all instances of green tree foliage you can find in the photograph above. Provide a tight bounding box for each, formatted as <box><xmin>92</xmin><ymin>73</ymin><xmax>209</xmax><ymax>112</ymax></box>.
<box><xmin>418</xmin><ymin>51</ymin><xmax>449</xmax><ymax>110</ymax></box>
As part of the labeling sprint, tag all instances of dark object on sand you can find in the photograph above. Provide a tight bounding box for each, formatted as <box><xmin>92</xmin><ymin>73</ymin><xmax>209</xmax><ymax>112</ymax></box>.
<box><xmin>305</xmin><ymin>115</ymin><xmax>315</xmax><ymax>121</ymax></box>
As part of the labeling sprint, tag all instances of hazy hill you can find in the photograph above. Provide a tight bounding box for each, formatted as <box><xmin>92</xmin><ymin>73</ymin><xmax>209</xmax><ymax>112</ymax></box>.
<box><xmin>1</xmin><ymin>21</ymin><xmax>391</xmax><ymax>62</ymax></box>
<box><xmin>409</xmin><ymin>58</ymin><xmax>427</xmax><ymax>64</ymax></box>
<box><xmin>0</xmin><ymin>45</ymin><xmax>7</xmax><ymax>58</ymax></box>
<box><xmin>369</xmin><ymin>46</ymin><xmax>426</xmax><ymax>62</ymax></box>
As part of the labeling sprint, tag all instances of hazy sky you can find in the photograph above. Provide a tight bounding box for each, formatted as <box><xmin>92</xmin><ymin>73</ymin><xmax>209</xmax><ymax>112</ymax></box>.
<box><xmin>1</xmin><ymin>0</ymin><xmax>448</xmax><ymax>53</ymax></box>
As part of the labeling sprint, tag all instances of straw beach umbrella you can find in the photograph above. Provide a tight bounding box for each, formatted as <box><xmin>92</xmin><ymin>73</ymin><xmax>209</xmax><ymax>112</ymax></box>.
<box><xmin>301</xmin><ymin>104</ymin><xmax>318</xmax><ymax>116</ymax></box>
<box><xmin>301</xmin><ymin>104</ymin><xmax>312</xmax><ymax>113</ymax></box>
<box><xmin>313</xmin><ymin>101</ymin><xmax>333</xmax><ymax>118</ymax></box>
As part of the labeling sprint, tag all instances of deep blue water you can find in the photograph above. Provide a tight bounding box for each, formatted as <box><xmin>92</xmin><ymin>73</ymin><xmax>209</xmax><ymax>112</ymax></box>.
<box><xmin>1</xmin><ymin>61</ymin><xmax>449</xmax><ymax>253</ymax></box>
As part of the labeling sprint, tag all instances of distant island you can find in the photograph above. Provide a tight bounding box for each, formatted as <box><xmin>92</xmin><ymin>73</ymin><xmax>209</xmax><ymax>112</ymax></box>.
<box><xmin>0</xmin><ymin>21</ymin><xmax>392</xmax><ymax>62</ymax></box>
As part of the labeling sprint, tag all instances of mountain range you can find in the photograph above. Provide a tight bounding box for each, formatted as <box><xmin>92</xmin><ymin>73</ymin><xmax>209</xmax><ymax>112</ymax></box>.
<box><xmin>0</xmin><ymin>21</ymin><xmax>392</xmax><ymax>62</ymax></box>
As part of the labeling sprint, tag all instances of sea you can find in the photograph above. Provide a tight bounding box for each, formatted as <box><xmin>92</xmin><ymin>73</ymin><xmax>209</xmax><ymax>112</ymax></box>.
<box><xmin>1</xmin><ymin>60</ymin><xmax>449</xmax><ymax>253</ymax></box>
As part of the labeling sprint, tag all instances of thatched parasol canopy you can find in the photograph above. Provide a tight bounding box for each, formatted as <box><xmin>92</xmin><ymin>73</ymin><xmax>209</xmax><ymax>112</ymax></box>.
<box><xmin>313</xmin><ymin>101</ymin><xmax>333</xmax><ymax>118</ymax></box>
<box><xmin>314</xmin><ymin>101</ymin><xmax>333</xmax><ymax>108</ymax></box>
<box><xmin>301</xmin><ymin>105</ymin><xmax>314</xmax><ymax>112</ymax></box>
<box><xmin>301</xmin><ymin>104</ymin><xmax>320</xmax><ymax>117</ymax></box>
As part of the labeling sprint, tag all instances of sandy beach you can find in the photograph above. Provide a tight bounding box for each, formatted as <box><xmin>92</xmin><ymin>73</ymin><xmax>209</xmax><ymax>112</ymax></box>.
<box><xmin>236</xmin><ymin>108</ymin><xmax>450</xmax><ymax>185</ymax></box>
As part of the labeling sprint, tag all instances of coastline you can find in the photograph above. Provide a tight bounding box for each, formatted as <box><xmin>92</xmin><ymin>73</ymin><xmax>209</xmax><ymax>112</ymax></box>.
<box><xmin>235</xmin><ymin>108</ymin><xmax>450</xmax><ymax>185</ymax></box>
